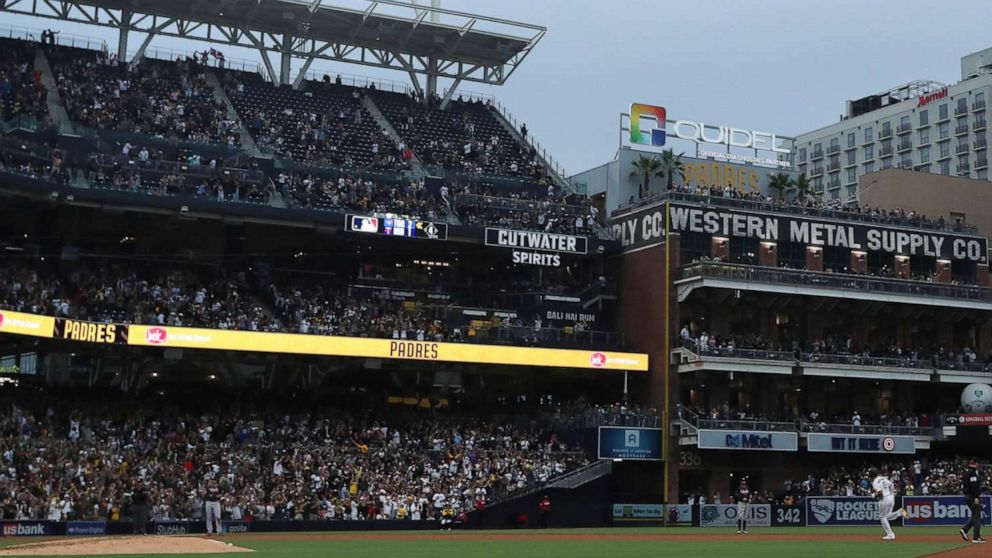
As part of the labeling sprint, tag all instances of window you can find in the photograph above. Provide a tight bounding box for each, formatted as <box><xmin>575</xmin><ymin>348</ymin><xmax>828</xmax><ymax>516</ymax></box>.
<box><xmin>881</xmin><ymin>122</ymin><xmax>891</xmax><ymax>133</ymax></box>
<box><xmin>881</xmin><ymin>139</ymin><xmax>892</xmax><ymax>153</ymax></box>
<box><xmin>799</xmin><ymin>147</ymin><xmax>807</xmax><ymax>162</ymax></box>
<box><xmin>920</xmin><ymin>146</ymin><xmax>930</xmax><ymax>163</ymax></box>
<box><xmin>882</xmin><ymin>158</ymin><xmax>893</xmax><ymax>169</ymax></box>
<box><xmin>919</xmin><ymin>128</ymin><xmax>929</xmax><ymax>144</ymax></box>
<box><xmin>939</xmin><ymin>103</ymin><xmax>948</xmax><ymax>120</ymax></box>
<box><xmin>864</xmin><ymin>161</ymin><xmax>875</xmax><ymax>173</ymax></box>
<box><xmin>940</xmin><ymin>160</ymin><xmax>950</xmax><ymax>175</ymax></box>
<box><xmin>940</xmin><ymin>142</ymin><xmax>950</xmax><ymax>158</ymax></box>
<box><xmin>939</xmin><ymin>121</ymin><xmax>949</xmax><ymax>139</ymax></box>
<box><xmin>846</xmin><ymin>186</ymin><xmax>857</xmax><ymax>199</ymax></box>
<box><xmin>900</xmin><ymin>115</ymin><xmax>910</xmax><ymax>127</ymax></box>
<box><xmin>919</xmin><ymin>109</ymin><xmax>928</xmax><ymax>126</ymax></box>
<box><xmin>847</xmin><ymin>151</ymin><xmax>856</xmax><ymax>166</ymax></box>
<box><xmin>979</xmin><ymin>169</ymin><xmax>988</xmax><ymax>180</ymax></box>
<box><xmin>900</xmin><ymin>156</ymin><xmax>912</xmax><ymax>167</ymax></box>
<box><xmin>864</xmin><ymin>145</ymin><xmax>874</xmax><ymax>159</ymax></box>
<box><xmin>978</xmin><ymin>92</ymin><xmax>986</xmax><ymax>103</ymax></box>
<box><xmin>958</xmin><ymin>97</ymin><xmax>968</xmax><ymax>111</ymax></box>
<box><xmin>830</xmin><ymin>189</ymin><xmax>840</xmax><ymax>200</ymax></box>
<box><xmin>799</xmin><ymin>164</ymin><xmax>807</xmax><ymax>175</ymax></box>
<box><xmin>847</xmin><ymin>132</ymin><xmax>855</xmax><ymax>148</ymax></box>
<box><xmin>829</xmin><ymin>138</ymin><xmax>839</xmax><ymax>149</ymax></box>
<box><xmin>846</xmin><ymin>168</ymin><xmax>856</xmax><ymax>184</ymax></box>
<box><xmin>864</xmin><ymin>127</ymin><xmax>873</xmax><ymax>142</ymax></box>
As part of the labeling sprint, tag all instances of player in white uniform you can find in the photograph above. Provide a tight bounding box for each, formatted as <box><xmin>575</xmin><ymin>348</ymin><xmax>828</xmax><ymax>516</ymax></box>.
<box><xmin>873</xmin><ymin>474</ymin><xmax>908</xmax><ymax>540</ymax></box>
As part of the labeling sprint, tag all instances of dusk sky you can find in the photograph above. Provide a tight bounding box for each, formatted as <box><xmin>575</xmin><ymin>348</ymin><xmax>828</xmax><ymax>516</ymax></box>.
<box><xmin>6</xmin><ymin>0</ymin><xmax>991</xmax><ymax>174</ymax></box>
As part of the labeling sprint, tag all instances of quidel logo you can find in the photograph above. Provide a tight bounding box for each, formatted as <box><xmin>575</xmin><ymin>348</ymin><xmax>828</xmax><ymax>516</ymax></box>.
<box><xmin>145</xmin><ymin>327</ymin><xmax>168</xmax><ymax>345</ymax></box>
<box><xmin>590</xmin><ymin>352</ymin><xmax>607</xmax><ymax>368</ymax></box>
<box><xmin>629</xmin><ymin>103</ymin><xmax>667</xmax><ymax>146</ymax></box>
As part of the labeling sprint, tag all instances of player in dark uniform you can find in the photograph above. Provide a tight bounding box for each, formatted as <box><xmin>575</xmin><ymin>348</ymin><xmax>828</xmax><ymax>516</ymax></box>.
<box><xmin>205</xmin><ymin>480</ymin><xmax>222</xmax><ymax>535</ymax></box>
<box><xmin>734</xmin><ymin>479</ymin><xmax>751</xmax><ymax>534</ymax></box>
<box><xmin>959</xmin><ymin>460</ymin><xmax>986</xmax><ymax>543</ymax></box>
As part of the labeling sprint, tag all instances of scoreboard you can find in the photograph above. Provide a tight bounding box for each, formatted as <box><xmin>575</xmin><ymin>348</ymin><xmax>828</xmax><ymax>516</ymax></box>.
<box><xmin>345</xmin><ymin>215</ymin><xmax>448</xmax><ymax>241</ymax></box>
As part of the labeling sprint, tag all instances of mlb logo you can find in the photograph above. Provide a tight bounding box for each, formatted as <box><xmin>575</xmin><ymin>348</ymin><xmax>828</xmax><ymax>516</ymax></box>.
<box><xmin>625</xmin><ymin>429</ymin><xmax>640</xmax><ymax>447</ymax></box>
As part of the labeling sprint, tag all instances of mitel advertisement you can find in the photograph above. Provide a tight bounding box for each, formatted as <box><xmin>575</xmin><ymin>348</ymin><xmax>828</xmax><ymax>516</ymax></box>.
<box><xmin>598</xmin><ymin>427</ymin><xmax>662</xmax><ymax>460</ymax></box>
<box><xmin>806</xmin><ymin>497</ymin><xmax>879</xmax><ymax>526</ymax></box>
<box><xmin>699</xmin><ymin>504</ymin><xmax>771</xmax><ymax>528</ymax></box>
<box><xmin>903</xmin><ymin>496</ymin><xmax>991</xmax><ymax>527</ymax></box>
<box><xmin>696</xmin><ymin>430</ymin><xmax>798</xmax><ymax>452</ymax></box>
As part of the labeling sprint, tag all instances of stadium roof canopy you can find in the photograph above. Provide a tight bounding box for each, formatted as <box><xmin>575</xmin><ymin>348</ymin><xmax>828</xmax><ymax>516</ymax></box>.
<box><xmin>0</xmin><ymin>0</ymin><xmax>546</xmax><ymax>94</ymax></box>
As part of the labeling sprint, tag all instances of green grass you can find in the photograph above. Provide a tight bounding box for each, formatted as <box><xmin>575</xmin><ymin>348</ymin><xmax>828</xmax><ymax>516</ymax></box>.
<box><xmin>0</xmin><ymin>527</ymin><xmax>972</xmax><ymax>558</ymax></box>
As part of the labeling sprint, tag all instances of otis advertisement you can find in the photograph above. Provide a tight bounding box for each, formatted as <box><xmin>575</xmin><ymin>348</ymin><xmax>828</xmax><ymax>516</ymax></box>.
<box><xmin>903</xmin><ymin>496</ymin><xmax>991</xmax><ymax>527</ymax></box>
<box><xmin>54</xmin><ymin>319</ymin><xmax>128</xmax><ymax>344</ymax></box>
<box><xmin>699</xmin><ymin>504</ymin><xmax>771</xmax><ymax>528</ymax></box>
<box><xmin>611</xmin><ymin>202</ymin><xmax>989</xmax><ymax>261</ymax></box>
<box><xmin>806</xmin><ymin>497</ymin><xmax>879</xmax><ymax>526</ymax></box>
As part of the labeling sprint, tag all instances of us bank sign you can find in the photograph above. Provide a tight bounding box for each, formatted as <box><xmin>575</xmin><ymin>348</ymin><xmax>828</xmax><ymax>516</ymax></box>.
<box><xmin>627</xmin><ymin>103</ymin><xmax>791</xmax><ymax>169</ymax></box>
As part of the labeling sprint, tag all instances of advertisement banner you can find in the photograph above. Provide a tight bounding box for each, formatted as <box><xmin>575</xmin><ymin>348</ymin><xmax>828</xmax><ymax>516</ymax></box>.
<box><xmin>697</xmin><ymin>430</ymin><xmax>798</xmax><ymax>452</ymax></box>
<box><xmin>0</xmin><ymin>521</ymin><xmax>56</xmax><ymax>536</ymax></box>
<box><xmin>806</xmin><ymin>433</ymin><xmax>916</xmax><ymax>454</ymax></box>
<box><xmin>770</xmin><ymin>505</ymin><xmax>806</xmax><ymax>527</ymax></box>
<box><xmin>0</xmin><ymin>309</ymin><xmax>649</xmax><ymax>372</ymax></box>
<box><xmin>152</xmin><ymin>521</ymin><xmax>203</xmax><ymax>535</ymax></box>
<box><xmin>612</xmin><ymin>504</ymin><xmax>692</xmax><ymax>523</ymax></box>
<box><xmin>222</xmin><ymin>521</ymin><xmax>251</xmax><ymax>534</ymax></box>
<box><xmin>903</xmin><ymin>496</ymin><xmax>992</xmax><ymax>527</ymax></box>
<box><xmin>54</xmin><ymin>318</ymin><xmax>128</xmax><ymax>344</ymax></box>
<box><xmin>598</xmin><ymin>427</ymin><xmax>663</xmax><ymax>460</ymax></box>
<box><xmin>806</xmin><ymin>497</ymin><xmax>880</xmax><ymax>526</ymax></box>
<box><xmin>65</xmin><ymin>521</ymin><xmax>108</xmax><ymax>535</ymax></box>
<box><xmin>611</xmin><ymin>202</ymin><xmax>989</xmax><ymax>261</ymax></box>
<box><xmin>485</xmin><ymin>228</ymin><xmax>589</xmax><ymax>255</ymax></box>
<box><xmin>944</xmin><ymin>414</ymin><xmax>992</xmax><ymax>427</ymax></box>
<box><xmin>0</xmin><ymin>311</ymin><xmax>54</xmax><ymax>339</ymax></box>
<box><xmin>699</xmin><ymin>504</ymin><xmax>772</xmax><ymax>528</ymax></box>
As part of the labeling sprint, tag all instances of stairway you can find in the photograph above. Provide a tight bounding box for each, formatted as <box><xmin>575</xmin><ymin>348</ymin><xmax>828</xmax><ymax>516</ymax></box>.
<box><xmin>361</xmin><ymin>94</ymin><xmax>422</xmax><ymax>170</ymax></box>
<box><xmin>33</xmin><ymin>48</ymin><xmax>74</xmax><ymax>134</ymax></box>
<box><xmin>203</xmin><ymin>70</ymin><xmax>259</xmax><ymax>154</ymax></box>
<box><xmin>487</xmin><ymin>101</ymin><xmax>573</xmax><ymax>194</ymax></box>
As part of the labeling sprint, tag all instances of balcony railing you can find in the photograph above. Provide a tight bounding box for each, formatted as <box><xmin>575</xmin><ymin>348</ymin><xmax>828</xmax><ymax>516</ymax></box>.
<box><xmin>957</xmin><ymin>143</ymin><xmax>970</xmax><ymax>154</ymax></box>
<box><xmin>811</xmin><ymin>150</ymin><xmax>824</xmax><ymax>160</ymax></box>
<box><xmin>957</xmin><ymin>163</ymin><xmax>971</xmax><ymax>174</ymax></box>
<box><xmin>897</xmin><ymin>123</ymin><xmax>913</xmax><ymax>135</ymax></box>
<box><xmin>956</xmin><ymin>106</ymin><xmax>969</xmax><ymax>116</ymax></box>
<box><xmin>680</xmin><ymin>262</ymin><xmax>992</xmax><ymax>303</ymax></box>
<box><xmin>956</xmin><ymin>124</ymin><xmax>970</xmax><ymax>136</ymax></box>
<box><xmin>974</xmin><ymin>100</ymin><xmax>987</xmax><ymax>111</ymax></box>
<box><xmin>684</xmin><ymin>344</ymin><xmax>989</xmax><ymax>373</ymax></box>
<box><xmin>618</xmin><ymin>190</ymin><xmax>978</xmax><ymax>234</ymax></box>
<box><xmin>975</xmin><ymin>138</ymin><xmax>988</xmax><ymax>150</ymax></box>
<box><xmin>827</xmin><ymin>144</ymin><xmax>841</xmax><ymax>155</ymax></box>
<box><xmin>879</xmin><ymin>146</ymin><xmax>893</xmax><ymax>157</ymax></box>
<box><xmin>810</xmin><ymin>166</ymin><xmax>824</xmax><ymax>176</ymax></box>
<box><xmin>826</xmin><ymin>162</ymin><xmax>840</xmax><ymax>172</ymax></box>
<box><xmin>974</xmin><ymin>119</ymin><xmax>987</xmax><ymax>131</ymax></box>
<box><xmin>879</xmin><ymin>128</ymin><xmax>893</xmax><ymax>139</ymax></box>
<box><xmin>977</xmin><ymin>158</ymin><xmax>989</xmax><ymax>170</ymax></box>
<box><xmin>897</xmin><ymin>141</ymin><xmax>913</xmax><ymax>152</ymax></box>
<box><xmin>679</xmin><ymin>409</ymin><xmax>934</xmax><ymax>437</ymax></box>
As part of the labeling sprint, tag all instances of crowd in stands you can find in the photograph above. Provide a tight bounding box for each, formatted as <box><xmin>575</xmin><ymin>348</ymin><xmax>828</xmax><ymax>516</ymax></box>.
<box><xmin>49</xmin><ymin>47</ymin><xmax>239</xmax><ymax>145</ymax></box>
<box><xmin>679</xmin><ymin>328</ymin><xmax>990</xmax><ymax>370</ymax></box>
<box><xmin>0</xmin><ymin>38</ymin><xmax>48</xmax><ymax>123</ymax></box>
<box><xmin>681</xmin><ymin>402</ymin><xmax>928</xmax><ymax>431</ymax></box>
<box><xmin>0</xmin><ymin>260</ymin><xmax>613</xmax><ymax>349</ymax></box>
<box><xmin>453</xmin><ymin>183</ymin><xmax>602</xmax><ymax>235</ymax></box>
<box><xmin>285</xmin><ymin>172</ymin><xmax>443</xmax><ymax>220</ymax></box>
<box><xmin>0</xmin><ymin>392</ymin><xmax>584</xmax><ymax>522</ymax></box>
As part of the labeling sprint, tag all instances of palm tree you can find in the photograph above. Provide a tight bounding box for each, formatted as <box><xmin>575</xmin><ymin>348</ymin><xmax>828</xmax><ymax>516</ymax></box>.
<box><xmin>793</xmin><ymin>174</ymin><xmax>813</xmax><ymax>203</ymax></box>
<box><xmin>658</xmin><ymin>149</ymin><xmax>685</xmax><ymax>190</ymax></box>
<box><xmin>768</xmin><ymin>173</ymin><xmax>792</xmax><ymax>200</ymax></box>
<box><xmin>629</xmin><ymin>154</ymin><xmax>664</xmax><ymax>198</ymax></box>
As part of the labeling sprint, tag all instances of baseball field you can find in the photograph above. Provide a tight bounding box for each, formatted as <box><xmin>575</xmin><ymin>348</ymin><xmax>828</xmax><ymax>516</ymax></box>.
<box><xmin>0</xmin><ymin>528</ymin><xmax>984</xmax><ymax>558</ymax></box>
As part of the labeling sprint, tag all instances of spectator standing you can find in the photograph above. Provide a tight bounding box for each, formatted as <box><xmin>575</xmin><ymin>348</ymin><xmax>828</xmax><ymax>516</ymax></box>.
<box><xmin>539</xmin><ymin>495</ymin><xmax>551</xmax><ymax>528</ymax></box>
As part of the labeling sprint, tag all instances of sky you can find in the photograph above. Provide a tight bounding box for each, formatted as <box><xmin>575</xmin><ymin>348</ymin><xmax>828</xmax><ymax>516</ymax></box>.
<box><xmin>4</xmin><ymin>0</ymin><xmax>992</xmax><ymax>174</ymax></box>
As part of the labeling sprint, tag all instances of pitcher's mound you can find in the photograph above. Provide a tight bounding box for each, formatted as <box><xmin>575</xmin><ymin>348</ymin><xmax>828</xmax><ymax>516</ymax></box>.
<box><xmin>0</xmin><ymin>536</ymin><xmax>253</xmax><ymax>556</ymax></box>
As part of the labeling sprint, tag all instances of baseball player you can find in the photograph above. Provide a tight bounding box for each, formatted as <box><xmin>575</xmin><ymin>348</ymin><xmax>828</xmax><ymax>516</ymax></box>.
<box><xmin>734</xmin><ymin>479</ymin><xmax>751</xmax><ymax>534</ymax></box>
<box><xmin>204</xmin><ymin>480</ymin><xmax>222</xmax><ymax>535</ymax></box>
<box><xmin>959</xmin><ymin>460</ymin><xmax>986</xmax><ymax>543</ymax></box>
<box><xmin>872</xmin><ymin>472</ymin><xmax>907</xmax><ymax>540</ymax></box>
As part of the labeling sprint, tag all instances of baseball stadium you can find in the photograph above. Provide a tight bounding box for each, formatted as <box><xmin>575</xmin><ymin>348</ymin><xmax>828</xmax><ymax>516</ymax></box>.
<box><xmin>0</xmin><ymin>1</ymin><xmax>989</xmax><ymax>557</ymax></box>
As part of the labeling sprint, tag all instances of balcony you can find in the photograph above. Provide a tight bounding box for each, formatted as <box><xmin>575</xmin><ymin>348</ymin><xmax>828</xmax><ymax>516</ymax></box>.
<box><xmin>937</xmin><ymin>151</ymin><xmax>952</xmax><ymax>161</ymax></box>
<box><xmin>879</xmin><ymin>146</ymin><xmax>893</xmax><ymax>157</ymax></box>
<box><xmin>975</xmin><ymin>119</ymin><xmax>987</xmax><ymax>131</ymax></box>
<box><xmin>827</xmin><ymin>144</ymin><xmax>840</xmax><ymax>155</ymax></box>
<box><xmin>974</xmin><ymin>100</ymin><xmax>987</xmax><ymax>111</ymax></box>
<box><xmin>844</xmin><ymin>143</ymin><xmax>857</xmax><ymax>151</ymax></box>
<box><xmin>897</xmin><ymin>140</ymin><xmax>913</xmax><ymax>152</ymax></box>
<box><xmin>977</xmin><ymin>158</ymin><xmax>989</xmax><ymax>170</ymax></box>
<box><xmin>677</xmin><ymin>262</ymin><xmax>992</xmax><ymax>308</ymax></box>
<box><xmin>861</xmin><ymin>135</ymin><xmax>875</xmax><ymax>146</ymax></box>
<box><xmin>957</xmin><ymin>162</ymin><xmax>971</xmax><ymax>174</ymax></box>
<box><xmin>810</xmin><ymin>166</ymin><xmax>824</xmax><ymax>176</ymax></box>
<box><xmin>810</xmin><ymin>149</ymin><xmax>824</xmax><ymax>160</ymax></box>
<box><xmin>897</xmin><ymin>123</ymin><xmax>913</xmax><ymax>135</ymax></box>
<box><xmin>956</xmin><ymin>106</ymin><xmax>969</xmax><ymax>117</ymax></box>
<box><xmin>898</xmin><ymin>160</ymin><xmax>913</xmax><ymax>170</ymax></box>
<box><xmin>956</xmin><ymin>143</ymin><xmax>970</xmax><ymax>155</ymax></box>
<box><xmin>975</xmin><ymin>138</ymin><xmax>988</xmax><ymax>150</ymax></box>
<box><xmin>956</xmin><ymin>124</ymin><xmax>970</xmax><ymax>136</ymax></box>
<box><xmin>879</xmin><ymin>128</ymin><xmax>893</xmax><ymax>139</ymax></box>
<box><xmin>913</xmin><ymin>163</ymin><xmax>932</xmax><ymax>173</ymax></box>
<box><xmin>826</xmin><ymin>161</ymin><xmax>840</xmax><ymax>172</ymax></box>
<box><xmin>937</xmin><ymin>112</ymin><xmax>951</xmax><ymax>123</ymax></box>
<box><xmin>826</xmin><ymin>179</ymin><xmax>840</xmax><ymax>189</ymax></box>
